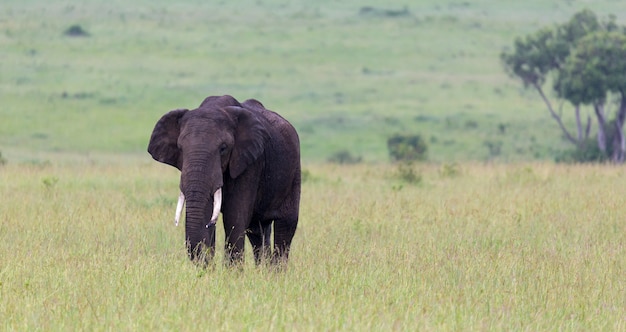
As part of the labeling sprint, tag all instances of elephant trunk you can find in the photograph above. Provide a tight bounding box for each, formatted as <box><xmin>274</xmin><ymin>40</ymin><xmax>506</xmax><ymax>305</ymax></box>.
<box><xmin>174</xmin><ymin>188</ymin><xmax>221</xmax><ymax>227</ymax></box>
<box><xmin>180</xmin><ymin>163</ymin><xmax>223</xmax><ymax>261</ymax></box>
<box><xmin>184</xmin><ymin>190</ymin><xmax>216</xmax><ymax>261</ymax></box>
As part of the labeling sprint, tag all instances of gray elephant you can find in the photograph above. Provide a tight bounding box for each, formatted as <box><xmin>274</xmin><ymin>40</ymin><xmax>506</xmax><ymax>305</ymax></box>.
<box><xmin>148</xmin><ymin>95</ymin><xmax>301</xmax><ymax>265</ymax></box>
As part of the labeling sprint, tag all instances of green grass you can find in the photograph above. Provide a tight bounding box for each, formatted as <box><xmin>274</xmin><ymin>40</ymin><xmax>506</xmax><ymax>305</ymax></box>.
<box><xmin>1</xmin><ymin>162</ymin><xmax>625</xmax><ymax>330</ymax></box>
<box><xmin>2</xmin><ymin>0</ymin><xmax>625</xmax><ymax>163</ymax></box>
<box><xmin>2</xmin><ymin>2</ymin><xmax>626</xmax><ymax>329</ymax></box>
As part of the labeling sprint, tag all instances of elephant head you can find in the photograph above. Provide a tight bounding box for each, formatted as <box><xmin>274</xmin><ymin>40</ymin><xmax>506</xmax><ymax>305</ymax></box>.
<box><xmin>147</xmin><ymin>95</ymin><xmax>270</xmax><ymax>261</ymax></box>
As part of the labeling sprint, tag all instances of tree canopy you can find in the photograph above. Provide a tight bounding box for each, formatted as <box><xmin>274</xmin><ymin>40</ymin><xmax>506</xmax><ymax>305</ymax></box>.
<box><xmin>556</xmin><ymin>31</ymin><xmax>626</xmax><ymax>105</ymax></box>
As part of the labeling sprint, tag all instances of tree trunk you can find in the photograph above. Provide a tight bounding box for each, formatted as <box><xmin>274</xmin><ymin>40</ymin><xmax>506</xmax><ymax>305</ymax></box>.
<box><xmin>533</xmin><ymin>83</ymin><xmax>578</xmax><ymax>145</ymax></box>
<box><xmin>575</xmin><ymin>104</ymin><xmax>583</xmax><ymax>144</ymax></box>
<box><xmin>612</xmin><ymin>94</ymin><xmax>626</xmax><ymax>163</ymax></box>
<box><xmin>585</xmin><ymin>114</ymin><xmax>591</xmax><ymax>141</ymax></box>
<box><xmin>612</xmin><ymin>124</ymin><xmax>624</xmax><ymax>163</ymax></box>
<box><xmin>594</xmin><ymin>103</ymin><xmax>607</xmax><ymax>153</ymax></box>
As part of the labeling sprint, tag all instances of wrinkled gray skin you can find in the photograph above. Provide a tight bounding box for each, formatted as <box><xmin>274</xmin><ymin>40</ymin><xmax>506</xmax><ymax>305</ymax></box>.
<box><xmin>148</xmin><ymin>95</ymin><xmax>300</xmax><ymax>265</ymax></box>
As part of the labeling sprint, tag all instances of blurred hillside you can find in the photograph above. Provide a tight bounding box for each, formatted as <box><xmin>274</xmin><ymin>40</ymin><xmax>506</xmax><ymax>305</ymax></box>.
<box><xmin>1</xmin><ymin>0</ymin><xmax>624</xmax><ymax>163</ymax></box>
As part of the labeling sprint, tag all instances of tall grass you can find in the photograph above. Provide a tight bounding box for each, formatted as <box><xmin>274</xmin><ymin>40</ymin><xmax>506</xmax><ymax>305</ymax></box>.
<box><xmin>1</xmin><ymin>161</ymin><xmax>624</xmax><ymax>330</ymax></box>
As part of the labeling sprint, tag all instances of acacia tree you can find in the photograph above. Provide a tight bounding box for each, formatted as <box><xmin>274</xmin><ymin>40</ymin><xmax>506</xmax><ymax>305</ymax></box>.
<box><xmin>501</xmin><ymin>9</ymin><xmax>626</xmax><ymax>162</ymax></box>
<box><xmin>556</xmin><ymin>31</ymin><xmax>626</xmax><ymax>162</ymax></box>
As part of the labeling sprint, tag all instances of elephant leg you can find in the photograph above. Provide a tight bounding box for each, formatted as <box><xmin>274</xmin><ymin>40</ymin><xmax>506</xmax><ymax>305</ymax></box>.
<box><xmin>204</xmin><ymin>224</ymin><xmax>216</xmax><ymax>262</ymax></box>
<box><xmin>247</xmin><ymin>220</ymin><xmax>272</xmax><ymax>265</ymax></box>
<box><xmin>222</xmin><ymin>168</ymin><xmax>261</xmax><ymax>265</ymax></box>
<box><xmin>198</xmin><ymin>205</ymin><xmax>217</xmax><ymax>264</ymax></box>
<box><xmin>272</xmin><ymin>218</ymin><xmax>298</xmax><ymax>265</ymax></box>
<box><xmin>223</xmin><ymin>223</ymin><xmax>247</xmax><ymax>265</ymax></box>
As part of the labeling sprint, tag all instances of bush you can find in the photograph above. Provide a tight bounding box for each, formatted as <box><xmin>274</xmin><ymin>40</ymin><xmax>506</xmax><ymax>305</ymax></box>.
<box><xmin>64</xmin><ymin>25</ymin><xmax>89</xmax><ymax>37</ymax></box>
<box><xmin>439</xmin><ymin>162</ymin><xmax>460</xmax><ymax>178</ymax></box>
<box><xmin>555</xmin><ymin>139</ymin><xmax>608</xmax><ymax>163</ymax></box>
<box><xmin>555</xmin><ymin>118</ymin><xmax>624</xmax><ymax>163</ymax></box>
<box><xmin>359</xmin><ymin>6</ymin><xmax>411</xmax><ymax>18</ymax></box>
<box><xmin>0</xmin><ymin>151</ymin><xmax>6</xmax><ymax>166</ymax></box>
<box><xmin>42</xmin><ymin>176</ymin><xmax>59</xmax><ymax>189</ymax></box>
<box><xmin>394</xmin><ymin>162</ymin><xmax>423</xmax><ymax>185</ymax></box>
<box><xmin>387</xmin><ymin>134</ymin><xmax>428</xmax><ymax>162</ymax></box>
<box><xmin>327</xmin><ymin>150</ymin><xmax>362</xmax><ymax>164</ymax></box>
<box><xmin>483</xmin><ymin>139</ymin><xmax>502</xmax><ymax>159</ymax></box>
<box><xmin>301</xmin><ymin>169</ymin><xmax>315</xmax><ymax>183</ymax></box>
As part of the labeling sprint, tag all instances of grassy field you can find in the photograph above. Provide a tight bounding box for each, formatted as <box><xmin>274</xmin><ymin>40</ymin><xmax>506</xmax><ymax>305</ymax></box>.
<box><xmin>2</xmin><ymin>0</ymin><xmax>625</xmax><ymax>163</ymax></box>
<box><xmin>2</xmin><ymin>1</ymin><xmax>626</xmax><ymax>330</ymax></box>
<box><xmin>1</xmin><ymin>162</ymin><xmax>625</xmax><ymax>330</ymax></box>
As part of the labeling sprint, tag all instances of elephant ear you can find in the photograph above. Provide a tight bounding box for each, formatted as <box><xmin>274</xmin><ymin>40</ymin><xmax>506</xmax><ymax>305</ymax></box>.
<box><xmin>225</xmin><ymin>106</ymin><xmax>270</xmax><ymax>179</ymax></box>
<box><xmin>147</xmin><ymin>109</ymin><xmax>188</xmax><ymax>170</ymax></box>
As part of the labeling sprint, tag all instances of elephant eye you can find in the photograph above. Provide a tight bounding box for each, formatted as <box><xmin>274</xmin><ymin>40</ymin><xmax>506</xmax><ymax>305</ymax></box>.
<box><xmin>219</xmin><ymin>143</ymin><xmax>228</xmax><ymax>155</ymax></box>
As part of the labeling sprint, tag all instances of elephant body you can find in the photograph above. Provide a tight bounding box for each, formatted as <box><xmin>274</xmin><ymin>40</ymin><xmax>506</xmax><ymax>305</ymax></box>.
<box><xmin>148</xmin><ymin>95</ymin><xmax>300</xmax><ymax>265</ymax></box>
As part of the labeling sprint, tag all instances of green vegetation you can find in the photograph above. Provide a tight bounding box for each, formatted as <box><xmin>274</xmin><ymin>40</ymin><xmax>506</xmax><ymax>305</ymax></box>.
<box><xmin>63</xmin><ymin>24</ymin><xmax>90</xmax><ymax>37</ymax></box>
<box><xmin>2</xmin><ymin>2</ymin><xmax>626</xmax><ymax>330</ymax></box>
<box><xmin>502</xmin><ymin>9</ymin><xmax>626</xmax><ymax>162</ymax></box>
<box><xmin>1</xmin><ymin>163</ymin><xmax>625</xmax><ymax>330</ymax></box>
<box><xmin>1</xmin><ymin>0</ymin><xmax>625</xmax><ymax>163</ymax></box>
<box><xmin>327</xmin><ymin>149</ymin><xmax>363</xmax><ymax>164</ymax></box>
<box><xmin>387</xmin><ymin>133</ymin><xmax>428</xmax><ymax>162</ymax></box>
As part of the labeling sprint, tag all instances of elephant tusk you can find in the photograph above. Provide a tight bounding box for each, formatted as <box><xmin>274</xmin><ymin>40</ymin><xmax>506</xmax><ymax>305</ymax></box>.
<box><xmin>174</xmin><ymin>191</ymin><xmax>185</xmax><ymax>227</ymax></box>
<box><xmin>208</xmin><ymin>188</ymin><xmax>222</xmax><ymax>228</ymax></box>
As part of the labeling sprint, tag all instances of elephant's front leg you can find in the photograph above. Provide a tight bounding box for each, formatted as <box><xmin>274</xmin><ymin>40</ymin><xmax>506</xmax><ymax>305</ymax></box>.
<box><xmin>222</xmin><ymin>167</ymin><xmax>262</xmax><ymax>265</ymax></box>
<box><xmin>223</xmin><ymin>220</ymin><xmax>247</xmax><ymax>265</ymax></box>
<box><xmin>247</xmin><ymin>220</ymin><xmax>272</xmax><ymax>264</ymax></box>
<box><xmin>221</xmin><ymin>191</ymin><xmax>257</xmax><ymax>265</ymax></box>
<box><xmin>200</xmin><ymin>202</ymin><xmax>217</xmax><ymax>263</ymax></box>
<box><xmin>204</xmin><ymin>224</ymin><xmax>216</xmax><ymax>261</ymax></box>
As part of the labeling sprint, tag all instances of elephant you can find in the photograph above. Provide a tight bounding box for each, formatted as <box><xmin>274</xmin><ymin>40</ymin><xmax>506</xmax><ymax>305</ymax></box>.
<box><xmin>148</xmin><ymin>95</ymin><xmax>301</xmax><ymax>265</ymax></box>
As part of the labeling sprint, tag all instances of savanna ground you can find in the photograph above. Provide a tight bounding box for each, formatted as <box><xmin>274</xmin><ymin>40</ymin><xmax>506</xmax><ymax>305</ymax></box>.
<box><xmin>2</xmin><ymin>0</ymin><xmax>626</xmax><ymax>330</ymax></box>
<box><xmin>1</xmin><ymin>162</ymin><xmax>625</xmax><ymax>330</ymax></box>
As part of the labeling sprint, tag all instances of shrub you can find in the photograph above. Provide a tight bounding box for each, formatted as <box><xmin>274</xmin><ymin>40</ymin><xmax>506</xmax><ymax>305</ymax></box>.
<box><xmin>359</xmin><ymin>6</ymin><xmax>411</xmax><ymax>18</ymax></box>
<box><xmin>555</xmin><ymin>118</ymin><xmax>625</xmax><ymax>163</ymax></box>
<box><xmin>327</xmin><ymin>150</ymin><xmax>362</xmax><ymax>164</ymax></box>
<box><xmin>483</xmin><ymin>139</ymin><xmax>502</xmax><ymax>159</ymax></box>
<box><xmin>498</xmin><ymin>123</ymin><xmax>508</xmax><ymax>135</ymax></box>
<box><xmin>64</xmin><ymin>25</ymin><xmax>89</xmax><ymax>37</ymax></box>
<box><xmin>555</xmin><ymin>139</ymin><xmax>608</xmax><ymax>163</ymax></box>
<box><xmin>42</xmin><ymin>176</ymin><xmax>59</xmax><ymax>189</ymax></box>
<box><xmin>464</xmin><ymin>120</ymin><xmax>478</xmax><ymax>129</ymax></box>
<box><xmin>0</xmin><ymin>151</ymin><xmax>6</xmax><ymax>166</ymax></box>
<box><xmin>394</xmin><ymin>162</ymin><xmax>422</xmax><ymax>185</ymax></box>
<box><xmin>301</xmin><ymin>169</ymin><xmax>313</xmax><ymax>183</ymax></box>
<box><xmin>387</xmin><ymin>134</ymin><xmax>428</xmax><ymax>162</ymax></box>
<box><xmin>439</xmin><ymin>162</ymin><xmax>460</xmax><ymax>178</ymax></box>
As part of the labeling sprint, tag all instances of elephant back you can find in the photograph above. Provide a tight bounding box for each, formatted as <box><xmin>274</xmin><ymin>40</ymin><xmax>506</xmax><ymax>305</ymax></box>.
<box><xmin>199</xmin><ymin>95</ymin><xmax>241</xmax><ymax>109</ymax></box>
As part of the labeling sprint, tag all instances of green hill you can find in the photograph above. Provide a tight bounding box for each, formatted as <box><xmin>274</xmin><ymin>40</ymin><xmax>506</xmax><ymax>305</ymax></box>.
<box><xmin>1</xmin><ymin>0</ymin><xmax>624</xmax><ymax>163</ymax></box>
